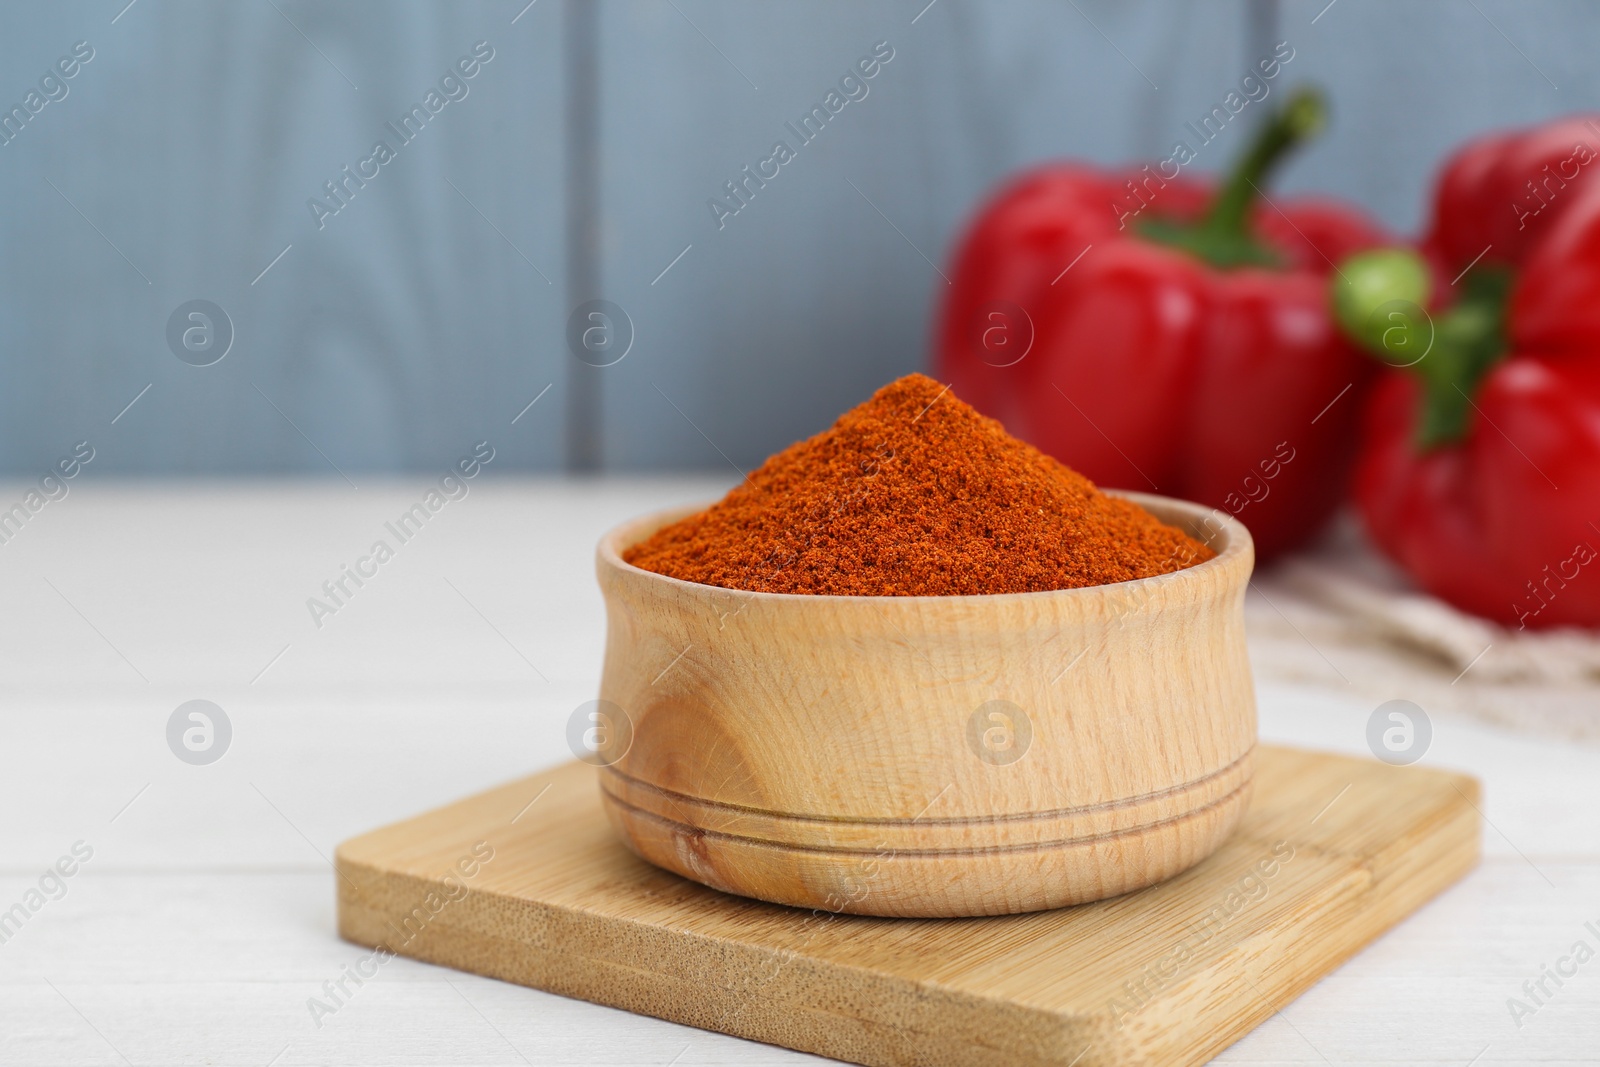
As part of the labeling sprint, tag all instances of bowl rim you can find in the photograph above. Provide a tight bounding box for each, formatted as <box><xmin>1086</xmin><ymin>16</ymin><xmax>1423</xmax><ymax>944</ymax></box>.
<box><xmin>596</xmin><ymin>489</ymin><xmax>1253</xmax><ymax>606</ymax></box>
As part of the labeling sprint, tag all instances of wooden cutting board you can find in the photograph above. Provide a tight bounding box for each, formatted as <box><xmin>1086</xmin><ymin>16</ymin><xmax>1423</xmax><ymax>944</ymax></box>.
<box><xmin>336</xmin><ymin>746</ymin><xmax>1480</xmax><ymax>1066</ymax></box>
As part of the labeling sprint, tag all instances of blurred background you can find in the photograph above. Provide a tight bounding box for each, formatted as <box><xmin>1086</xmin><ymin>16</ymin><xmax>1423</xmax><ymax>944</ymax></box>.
<box><xmin>0</xmin><ymin>0</ymin><xmax>1582</xmax><ymax>477</ymax></box>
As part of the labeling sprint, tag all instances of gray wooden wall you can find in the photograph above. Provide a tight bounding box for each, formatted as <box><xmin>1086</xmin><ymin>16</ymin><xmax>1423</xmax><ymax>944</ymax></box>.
<box><xmin>0</xmin><ymin>0</ymin><xmax>1585</xmax><ymax>475</ymax></box>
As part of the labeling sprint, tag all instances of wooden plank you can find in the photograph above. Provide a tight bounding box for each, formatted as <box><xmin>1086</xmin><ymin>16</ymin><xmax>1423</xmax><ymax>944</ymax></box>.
<box><xmin>0</xmin><ymin>1</ymin><xmax>568</xmax><ymax>476</ymax></box>
<box><xmin>591</xmin><ymin>0</ymin><xmax>1253</xmax><ymax>472</ymax></box>
<box><xmin>337</xmin><ymin>744</ymin><xmax>1480</xmax><ymax>1066</ymax></box>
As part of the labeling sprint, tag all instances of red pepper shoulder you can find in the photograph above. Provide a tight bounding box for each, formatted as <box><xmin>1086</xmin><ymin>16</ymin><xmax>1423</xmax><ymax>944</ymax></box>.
<box><xmin>1427</xmin><ymin>115</ymin><xmax>1600</xmax><ymax>272</ymax></box>
<box><xmin>1252</xmin><ymin>196</ymin><xmax>1395</xmax><ymax>275</ymax></box>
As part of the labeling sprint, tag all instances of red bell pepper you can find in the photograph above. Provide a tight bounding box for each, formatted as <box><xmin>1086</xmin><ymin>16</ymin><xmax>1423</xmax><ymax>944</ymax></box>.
<box><xmin>936</xmin><ymin>88</ymin><xmax>1393</xmax><ymax>560</ymax></box>
<box><xmin>1334</xmin><ymin>116</ymin><xmax>1600</xmax><ymax>629</ymax></box>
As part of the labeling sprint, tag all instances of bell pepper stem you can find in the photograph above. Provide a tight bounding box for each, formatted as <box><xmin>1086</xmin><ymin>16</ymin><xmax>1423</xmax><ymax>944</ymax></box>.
<box><xmin>1137</xmin><ymin>86</ymin><xmax>1327</xmax><ymax>269</ymax></box>
<box><xmin>1200</xmin><ymin>87</ymin><xmax>1327</xmax><ymax>242</ymax></box>
<box><xmin>1332</xmin><ymin>249</ymin><xmax>1512</xmax><ymax>449</ymax></box>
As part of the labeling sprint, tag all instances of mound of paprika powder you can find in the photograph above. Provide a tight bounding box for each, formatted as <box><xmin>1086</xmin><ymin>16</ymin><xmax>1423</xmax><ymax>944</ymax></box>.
<box><xmin>624</xmin><ymin>374</ymin><xmax>1215</xmax><ymax>596</ymax></box>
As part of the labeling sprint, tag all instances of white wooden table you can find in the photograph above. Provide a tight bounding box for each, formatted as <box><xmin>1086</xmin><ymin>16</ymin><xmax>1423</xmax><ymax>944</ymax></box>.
<box><xmin>1</xmin><ymin>479</ymin><xmax>1595</xmax><ymax>1066</ymax></box>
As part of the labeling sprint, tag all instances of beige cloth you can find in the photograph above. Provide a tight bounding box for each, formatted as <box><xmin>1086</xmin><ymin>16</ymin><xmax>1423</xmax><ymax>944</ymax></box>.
<box><xmin>1245</xmin><ymin>516</ymin><xmax>1600</xmax><ymax>740</ymax></box>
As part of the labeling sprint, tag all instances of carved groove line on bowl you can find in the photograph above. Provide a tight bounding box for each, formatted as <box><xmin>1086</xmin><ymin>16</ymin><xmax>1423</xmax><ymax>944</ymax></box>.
<box><xmin>601</xmin><ymin>776</ymin><xmax>1254</xmax><ymax>858</ymax></box>
<box><xmin>599</xmin><ymin>744</ymin><xmax>1255</xmax><ymax>826</ymax></box>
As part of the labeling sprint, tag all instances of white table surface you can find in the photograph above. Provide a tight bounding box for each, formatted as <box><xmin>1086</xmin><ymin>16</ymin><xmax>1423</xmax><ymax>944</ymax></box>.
<box><xmin>1</xmin><ymin>478</ymin><xmax>1596</xmax><ymax>1066</ymax></box>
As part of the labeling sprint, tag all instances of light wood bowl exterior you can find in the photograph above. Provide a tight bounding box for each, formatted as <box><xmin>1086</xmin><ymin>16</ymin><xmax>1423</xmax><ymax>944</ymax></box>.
<box><xmin>592</xmin><ymin>492</ymin><xmax>1256</xmax><ymax>918</ymax></box>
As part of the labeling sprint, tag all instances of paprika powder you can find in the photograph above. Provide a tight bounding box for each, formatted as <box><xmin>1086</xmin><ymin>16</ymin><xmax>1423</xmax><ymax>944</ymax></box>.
<box><xmin>624</xmin><ymin>374</ymin><xmax>1214</xmax><ymax>596</ymax></box>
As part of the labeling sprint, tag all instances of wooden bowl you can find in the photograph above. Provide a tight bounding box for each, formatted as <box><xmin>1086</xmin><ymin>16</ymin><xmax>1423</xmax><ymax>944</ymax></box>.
<box><xmin>591</xmin><ymin>492</ymin><xmax>1256</xmax><ymax>918</ymax></box>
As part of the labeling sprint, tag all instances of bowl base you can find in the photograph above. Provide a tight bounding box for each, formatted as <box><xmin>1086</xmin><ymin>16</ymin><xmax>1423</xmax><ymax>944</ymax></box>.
<box><xmin>601</xmin><ymin>775</ymin><xmax>1254</xmax><ymax>918</ymax></box>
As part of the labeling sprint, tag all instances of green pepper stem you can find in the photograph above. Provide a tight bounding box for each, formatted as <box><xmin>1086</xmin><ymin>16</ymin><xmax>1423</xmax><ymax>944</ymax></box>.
<box><xmin>1332</xmin><ymin>249</ymin><xmax>1512</xmax><ymax>448</ymax></box>
<box><xmin>1199</xmin><ymin>86</ymin><xmax>1327</xmax><ymax>242</ymax></box>
<box><xmin>1137</xmin><ymin>86</ymin><xmax>1327</xmax><ymax>270</ymax></box>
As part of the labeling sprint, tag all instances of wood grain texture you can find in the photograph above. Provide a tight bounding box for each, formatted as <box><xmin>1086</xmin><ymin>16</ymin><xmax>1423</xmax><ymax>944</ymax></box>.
<box><xmin>594</xmin><ymin>493</ymin><xmax>1258</xmax><ymax>916</ymax></box>
<box><xmin>335</xmin><ymin>744</ymin><xmax>1481</xmax><ymax>1067</ymax></box>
